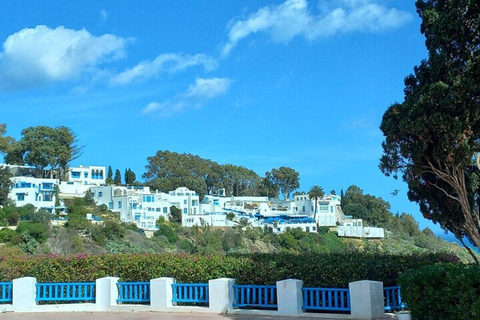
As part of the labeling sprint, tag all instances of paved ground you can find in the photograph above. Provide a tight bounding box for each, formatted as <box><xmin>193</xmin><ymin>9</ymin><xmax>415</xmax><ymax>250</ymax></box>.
<box><xmin>0</xmin><ymin>312</ymin><xmax>357</xmax><ymax>320</ymax></box>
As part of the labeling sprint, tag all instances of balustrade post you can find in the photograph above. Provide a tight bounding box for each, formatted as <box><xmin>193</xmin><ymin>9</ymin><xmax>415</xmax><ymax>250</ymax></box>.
<box><xmin>208</xmin><ymin>278</ymin><xmax>235</xmax><ymax>313</ymax></box>
<box><xmin>276</xmin><ymin>279</ymin><xmax>303</xmax><ymax>315</ymax></box>
<box><xmin>349</xmin><ymin>280</ymin><xmax>385</xmax><ymax>320</ymax></box>
<box><xmin>12</xmin><ymin>277</ymin><xmax>37</xmax><ymax>310</ymax></box>
<box><xmin>96</xmin><ymin>276</ymin><xmax>119</xmax><ymax>310</ymax></box>
<box><xmin>150</xmin><ymin>277</ymin><xmax>175</xmax><ymax>311</ymax></box>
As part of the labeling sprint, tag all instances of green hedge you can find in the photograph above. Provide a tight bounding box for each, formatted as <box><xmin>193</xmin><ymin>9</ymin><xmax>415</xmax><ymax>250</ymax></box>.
<box><xmin>0</xmin><ymin>252</ymin><xmax>457</xmax><ymax>287</ymax></box>
<box><xmin>398</xmin><ymin>264</ymin><xmax>480</xmax><ymax>320</ymax></box>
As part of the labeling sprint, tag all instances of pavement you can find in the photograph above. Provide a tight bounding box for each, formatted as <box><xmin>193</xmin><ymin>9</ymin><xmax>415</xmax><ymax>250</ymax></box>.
<box><xmin>0</xmin><ymin>312</ymin><xmax>360</xmax><ymax>320</ymax></box>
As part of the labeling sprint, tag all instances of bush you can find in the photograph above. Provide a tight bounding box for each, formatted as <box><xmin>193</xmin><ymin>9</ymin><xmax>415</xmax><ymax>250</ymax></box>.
<box><xmin>398</xmin><ymin>264</ymin><xmax>480</xmax><ymax>320</ymax></box>
<box><xmin>0</xmin><ymin>252</ymin><xmax>457</xmax><ymax>286</ymax></box>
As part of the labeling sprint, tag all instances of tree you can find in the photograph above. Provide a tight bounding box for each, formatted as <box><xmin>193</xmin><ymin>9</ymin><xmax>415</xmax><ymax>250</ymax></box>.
<box><xmin>169</xmin><ymin>205</ymin><xmax>182</xmax><ymax>224</ymax></box>
<box><xmin>106</xmin><ymin>166</ymin><xmax>113</xmax><ymax>184</ymax></box>
<box><xmin>0</xmin><ymin>124</ymin><xmax>15</xmax><ymax>156</ymax></box>
<box><xmin>124</xmin><ymin>168</ymin><xmax>136</xmax><ymax>185</ymax></box>
<box><xmin>269</xmin><ymin>166</ymin><xmax>300</xmax><ymax>200</ymax></box>
<box><xmin>259</xmin><ymin>172</ymin><xmax>280</xmax><ymax>198</ymax></box>
<box><xmin>114</xmin><ymin>169</ymin><xmax>122</xmax><ymax>185</ymax></box>
<box><xmin>380</xmin><ymin>0</ymin><xmax>480</xmax><ymax>255</ymax></box>
<box><xmin>5</xmin><ymin>126</ymin><xmax>82</xmax><ymax>179</ymax></box>
<box><xmin>0</xmin><ymin>168</ymin><xmax>12</xmax><ymax>206</ymax></box>
<box><xmin>308</xmin><ymin>185</ymin><xmax>325</xmax><ymax>222</ymax></box>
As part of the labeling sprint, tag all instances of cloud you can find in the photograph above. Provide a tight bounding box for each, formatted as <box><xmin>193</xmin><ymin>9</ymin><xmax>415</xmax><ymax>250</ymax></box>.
<box><xmin>0</xmin><ymin>25</ymin><xmax>129</xmax><ymax>91</ymax></box>
<box><xmin>111</xmin><ymin>53</ymin><xmax>218</xmax><ymax>85</ymax></box>
<box><xmin>221</xmin><ymin>0</ymin><xmax>412</xmax><ymax>56</ymax></box>
<box><xmin>100</xmin><ymin>10</ymin><xmax>108</xmax><ymax>22</ymax></box>
<box><xmin>143</xmin><ymin>77</ymin><xmax>232</xmax><ymax>117</ymax></box>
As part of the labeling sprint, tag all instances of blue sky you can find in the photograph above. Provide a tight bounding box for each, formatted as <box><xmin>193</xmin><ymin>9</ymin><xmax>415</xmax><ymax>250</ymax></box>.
<box><xmin>0</xmin><ymin>1</ymin><xmax>449</xmax><ymax>234</ymax></box>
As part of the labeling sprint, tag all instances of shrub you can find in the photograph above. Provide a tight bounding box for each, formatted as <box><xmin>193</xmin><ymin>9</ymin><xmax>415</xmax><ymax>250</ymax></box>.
<box><xmin>0</xmin><ymin>252</ymin><xmax>457</xmax><ymax>286</ymax></box>
<box><xmin>398</xmin><ymin>264</ymin><xmax>480</xmax><ymax>320</ymax></box>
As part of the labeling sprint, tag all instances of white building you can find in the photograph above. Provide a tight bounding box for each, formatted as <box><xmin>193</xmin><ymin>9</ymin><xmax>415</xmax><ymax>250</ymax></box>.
<box><xmin>182</xmin><ymin>213</ymin><xmax>237</xmax><ymax>228</ymax></box>
<box><xmin>8</xmin><ymin>176</ymin><xmax>63</xmax><ymax>213</ymax></box>
<box><xmin>337</xmin><ymin>219</ymin><xmax>385</xmax><ymax>238</ymax></box>
<box><xmin>68</xmin><ymin>165</ymin><xmax>106</xmax><ymax>186</ymax></box>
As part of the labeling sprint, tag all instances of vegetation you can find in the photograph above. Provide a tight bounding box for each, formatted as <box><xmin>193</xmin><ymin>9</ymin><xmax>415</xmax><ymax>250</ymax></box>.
<box><xmin>380</xmin><ymin>0</ymin><xmax>480</xmax><ymax>253</ymax></box>
<box><xmin>399</xmin><ymin>264</ymin><xmax>480</xmax><ymax>320</ymax></box>
<box><xmin>308</xmin><ymin>185</ymin><xmax>325</xmax><ymax>222</ymax></box>
<box><xmin>0</xmin><ymin>250</ymin><xmax>456</xmax><ymax>286</ymax></box>
<box><xmin>143</xmin><ymin>150</ymin><xmax>300</xmax><ymax>199</ymax></box>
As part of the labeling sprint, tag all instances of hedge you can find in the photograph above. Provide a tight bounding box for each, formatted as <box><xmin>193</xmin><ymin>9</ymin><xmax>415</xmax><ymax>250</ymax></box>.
<box><xmin>398</xmin><ymin>264</ymin><xmax>480</xmax><ymax>320</ymax></box>
<box><xmin>0</xmin><ymin>252</ymin><xmax>458</xmax><ymax>287</ymax></box>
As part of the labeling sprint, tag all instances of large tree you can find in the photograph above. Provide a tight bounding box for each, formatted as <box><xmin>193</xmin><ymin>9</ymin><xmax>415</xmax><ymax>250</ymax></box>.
<box><xmin>269</xmin><ymin>166</ymin><xmax>300</xmax><ymax>200</ymax></box>
<box><xmin>5</xmin><ymin>126</ymin><xmax>82</xmax><ymax>179</ymax></box>
<box><xmin>380</xmin><ymin>0</ymin><xmax>480</xmax><ymax>253</ymax></box>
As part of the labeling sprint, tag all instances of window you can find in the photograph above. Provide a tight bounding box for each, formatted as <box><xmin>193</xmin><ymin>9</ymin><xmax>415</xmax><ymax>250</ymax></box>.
<box><xmin>163</xmin><ymin>207</ymin><xmax>168</xmax><ymax>213</ymax></box>
<box><xmin>118</xmin><ymin>201</ymin><xmax>121</xmax><ymax>208</ymax></box>
<box><xmin>84</xmin><ymin>172</ymin><xmax>88</xmax><ymax>178</ymax></box>
<box><xmin>183</xmin><ymin>199</ymin><xmax>187</xmax><ymax>205</ymax></box>
<box><xmin>98</xmin><ymin>192</ymin><xmax>103</xmax><ymax>197</ymax></box>
<box><xmin>306</xmin><ymin>227</ymin><xmax>310</xmax><ymax>232</ymax></box>
<box><xmin>44</xmin><ymin>195</ymin><xmax>53</xmax><ymax>201</ymax></box>
<box><xmin>183</xmin><ymin>208</ymin><xmax>187</xmax><ymax>214</ymax></box>
<box><xmin>302</xmin><ymin>206</ymin><xmax>305</xmax><ymax>212</ymax></box>
<box><xmin>330</xmin><ymin>206</ymin><xmax>334</xmax><ymax>213</ymax></box>
<box><xmin>109</xmin><ymin>202</ymin><xmax>113</xmax><ymax>209</ymax></box>
<box><xmin>319</xmin><ymin>204</ymin><xmax>328</xmax><ymax>212</ymax></box>
<box><xmin>71</xmin><ymin>171</ymin><xmax>80</xmax><ymax>178</ymax></box>
<box><xmin>17</xmin><ymin>193</ymin><xmax>25</xmax><ymax>201</ymax></box>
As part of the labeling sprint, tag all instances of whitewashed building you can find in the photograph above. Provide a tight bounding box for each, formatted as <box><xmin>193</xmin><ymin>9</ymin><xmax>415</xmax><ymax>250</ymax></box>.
<box><xmin>8</xmin><ymin>176</ymin><xmax>63</xmax><ymax>213</ymax></box>
<box><xmin>68</xmin><ymin>165</ymin><xmax>106</xmax><ymax>186</ymax></box>
<box><xmin>337</xmin><ymin>219</ymin><xmax>385</xmax><ymax>238</ymax></box>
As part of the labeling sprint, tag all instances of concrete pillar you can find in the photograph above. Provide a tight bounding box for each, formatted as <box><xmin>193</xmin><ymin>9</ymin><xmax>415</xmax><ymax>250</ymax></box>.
<box><xmin>208</xmin><ymin>278</ymin><xmax>235</xmax><ymax>313</ymax></box>
<box><xmin>276</xmin><ymin>279</ymin><xmax>303</xmax><ymax>315</ymax></box>
<box><xmin>150</xmin><ymin>277</ymin><xmax>175</xmax><ymax>311</ymax></box>
<box><xmin>349</xmin><ymin>280</ymin><xmax>385</xmax><ymax>320</ymax></box>
<box><xmin>96</xmin><ymin>276</ymin><xmax>119</xmax><ymax>309</ymax></box>
<box><xmin>12</xmin><ymin>277</ymin><xmax>37</xmax><ymax>309</ymax></box>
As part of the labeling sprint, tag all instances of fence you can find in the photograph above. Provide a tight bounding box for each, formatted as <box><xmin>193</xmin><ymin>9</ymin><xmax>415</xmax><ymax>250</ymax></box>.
<box><xmin>117</xmin><ymin>282</ymin><xmax>150</xmax><ymax>304</ymax></box>
<box><xmin>0</xmin><ymin>282</ymin><xmax>12</xmax><ymax>304</ymax></box>
<box><xmin>384</xmin><ymin>286</ymin><xmax>406</xmax><ymax>311</ymax></box>
<box><xmin>302</xmin><ymin>287</ymin><xmax>351</xmax><ymax>312</ymax></box>
<box><xmin>36</xmin><ymin>282</ymin><xmax>95</xmax><ymax>302</ymax></box>
<box><xmin>172</xmin><ymin>283</ymin><xmax>209</xmax><ymax>305</ymax></box>
<box><xmin>233</xmin><ymin>284</ymin><xmax>277</xmax><ymax>309</ymax></box>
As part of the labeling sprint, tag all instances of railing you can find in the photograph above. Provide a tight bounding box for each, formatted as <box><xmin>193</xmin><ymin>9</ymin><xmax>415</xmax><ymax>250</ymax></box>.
<box><xmin>117</xmin><ymin>282</ymin><xmax>150</xmax><ymax>304</ymax></box>
<box><xmin>384</xmin><ymin>286</ymin><xmax>406</xmax><ymax>311</ymax></box>
<box><xmin>36</xmin><ymin>283</ymin><xmax>95</xmax><ymax>302</ymax></box>
<box><xmin>302</xmin><ymin>287</ymin><xmax>351</xmax><ymax>312</ymax></box>
<box><xmin>233</xmin><ymin>285</ymin><xmax>277</xmax><ymax>309</ymax></box>
<box><xmin>172</xmin><ymin>283</ymin><xmax>209</xmax><ymax>305</ymax></box>
<box><xmin>0</xmin><ymin>282</ymin><xmax>12</xmax><ymax>303</ymax></box>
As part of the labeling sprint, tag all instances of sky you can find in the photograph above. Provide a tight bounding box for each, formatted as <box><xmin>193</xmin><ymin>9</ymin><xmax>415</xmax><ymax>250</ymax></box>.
<box><xmin>0</xmin><ymin>0</ymin><xmax>453</xmax><ymax>236</ymax></box>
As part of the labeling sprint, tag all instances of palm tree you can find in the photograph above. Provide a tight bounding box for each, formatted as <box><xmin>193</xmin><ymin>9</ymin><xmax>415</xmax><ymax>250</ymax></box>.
<box><xmin>308</xmin><ymin>185</ymin><xmax>325</xmax><ymax>223</ymax></box>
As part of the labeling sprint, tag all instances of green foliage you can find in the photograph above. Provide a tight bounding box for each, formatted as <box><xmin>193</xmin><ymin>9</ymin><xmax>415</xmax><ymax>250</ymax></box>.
<box><xmin>16</xmin><ymin>221</ymin><xmax>48</xmax><ymax>243</ymax></box>
<box><xmin>379</xmin><ymin>0</ymin><xmax>480</xmax><ymax>249</ymax></box>
<box><xmin>0</xmin><ymin>167</ymin><xmax>12</xmax><ymax>206</ymax></box>
<box><xmin>399</xmin><ymin>264</ymin><xmax>480</xmax><ymax>320</ymax></box>
<box><xmin>0</xmin><ymin>252</ymin><xmax>457</xmax><ymax>286</ymax></box>
<box><xmin>5</xmin><ymin>126</ymin><xmax>82</xmax><ymax>179</ymax></box>
<box><xmin>154</xmin><ymin>224</ymin><xmax>178</xmax><ymax>243</ymax></box>
<box><xmin>114</xmin><ymin>169</ymin><xmax>121</xmax><ymax>185</ymax></box>
<box><xmin>124</xmin><ymin>168</ymin><xmax>136</xmax><ymax>185</ymax></box>
<box><xmin>0</xmin><ymin>228</ymin><xmax>16</xmax><ymax>242</ymax></box>
<box><xmin>169</xmin><ymin>206</ymin><xmax>182</xmax><ymax>224</ymax></box>
<box><xmin>269</xmin><ymin>166</ymin><xmax>300</xmax><ymax>200</ymax></box>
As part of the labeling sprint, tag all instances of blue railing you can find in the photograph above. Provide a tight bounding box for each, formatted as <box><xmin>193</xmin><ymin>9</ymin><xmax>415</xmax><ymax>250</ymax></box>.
<box><xmin>302</xmin><ymin>287</ymin><xmax>351</xmax><ymax>312</ymax></box>
<box><xmin>172</xmin><ymin>283</ymin><xmax>209</xmax><ymax>304</ymax></box>
<box><xmin>0</xmin><ymin>282</ymin><xmax>12</xmax><ymax>304</ymax></box>
<box><xmin>36</xmin><ymin>283</ymin><xmax>95</xmax><ymax>302</ymax></box>
<box><xmin>384</xmin><ymin>286</ymin><xmax>406</xmax><ymax>311</ymax></box>
<box><xmin>233</xmin><ymin>285</ymin><xmax>277</xmax><ymax>309</ymax></box>
<box><xmin>117</xmin><ymin>282</ymin><xmax>150</xmax><ymax>304</ymax></box>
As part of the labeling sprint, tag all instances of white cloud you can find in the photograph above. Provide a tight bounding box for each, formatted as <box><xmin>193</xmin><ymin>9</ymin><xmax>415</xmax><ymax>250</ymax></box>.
<box><xmin>111</xmin><ymin>53</ymin><xmax>218</xmax><ymax>85</ymax></box>
<box><xmin>0</xmin><ymin>25</ymin><xmax>129</xmax><ymax>91</ymax></box>
<box><xmin>100</xmin><ymin>10</ymin><xmax>108</xmax><ymax>22</ymax></box>
<box><xmin>222</xmin><ymin>0</ymin><xmax>412</xmax><ymax>56</ymax></box>
<box><xmin>143</xmin><ymin>77</ymin><xmax>232</xmax><ymax>117</ymax></box>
